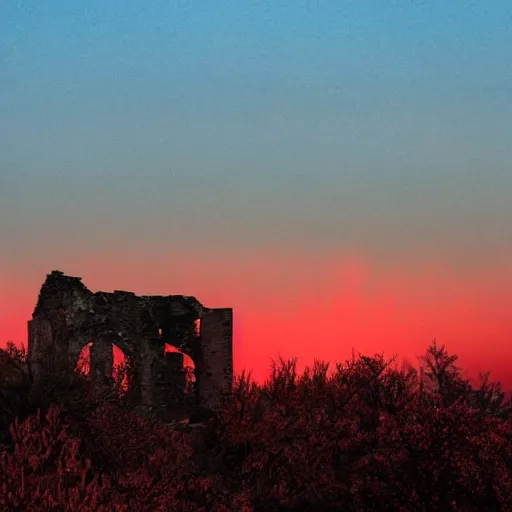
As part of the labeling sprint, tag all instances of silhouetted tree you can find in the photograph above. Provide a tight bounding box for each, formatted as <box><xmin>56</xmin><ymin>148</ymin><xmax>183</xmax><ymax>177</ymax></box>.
<box><xmin>418</xmin><ymin>339</ymin><xmax>472</xmax><ymax>407</ymax></box>
<box><xmin>469</xmin><ymin>370</ymin><xmax>512</xmax><ymax>419</ymax></box>
<box><xmin>1</xmin><ymin>338</ymin><xmax>511</xmax><ymax>510</ymax></box>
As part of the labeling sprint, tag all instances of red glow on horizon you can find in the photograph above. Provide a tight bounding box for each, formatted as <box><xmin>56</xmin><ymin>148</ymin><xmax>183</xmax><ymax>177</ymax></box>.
<box><xmin>1</xmin><ymin>254</ymin><xmax>511</xmax><ymax>392</ymax></box>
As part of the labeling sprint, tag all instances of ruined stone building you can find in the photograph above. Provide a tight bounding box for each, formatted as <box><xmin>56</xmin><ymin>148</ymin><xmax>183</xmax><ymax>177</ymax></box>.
<box><xmin>28</xmin><ymin>271</ymin><xmax>233</xmax><ymax>412</ymax></box>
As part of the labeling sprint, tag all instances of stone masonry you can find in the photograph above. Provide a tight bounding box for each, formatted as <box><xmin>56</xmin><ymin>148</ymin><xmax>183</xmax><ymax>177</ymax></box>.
<box><xmin>27</xmin><ymin>271</ymin><xmax>233</xmax><ymax>411</ymax></box>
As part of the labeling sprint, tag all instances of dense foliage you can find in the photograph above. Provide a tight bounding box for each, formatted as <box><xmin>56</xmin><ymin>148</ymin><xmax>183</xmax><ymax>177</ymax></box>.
<box><xmin>0</xmin><ymin>339</ymin><xmax>511</xmax><ymax>511</ymax></box>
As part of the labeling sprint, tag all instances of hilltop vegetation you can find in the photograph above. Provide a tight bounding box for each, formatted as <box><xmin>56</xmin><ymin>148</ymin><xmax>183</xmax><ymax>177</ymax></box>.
<box><xmin>0</xmin><ymin>340</ymin><xmax>511</xmax><ymax>511</ymax></box>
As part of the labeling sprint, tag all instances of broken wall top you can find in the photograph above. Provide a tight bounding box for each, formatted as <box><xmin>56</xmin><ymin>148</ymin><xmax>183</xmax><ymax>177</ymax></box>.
<box><xmin>31</xmin><ymin>270</ymin><xmax>225</xmax><ymax>358</ymax></box>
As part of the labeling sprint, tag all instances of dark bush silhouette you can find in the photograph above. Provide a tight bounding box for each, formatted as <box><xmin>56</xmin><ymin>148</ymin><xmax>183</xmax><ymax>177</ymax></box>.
<box><xmin>0</xmin><ymin>339</ymin><xmax>511</xmax><ymax>511</ymax></box>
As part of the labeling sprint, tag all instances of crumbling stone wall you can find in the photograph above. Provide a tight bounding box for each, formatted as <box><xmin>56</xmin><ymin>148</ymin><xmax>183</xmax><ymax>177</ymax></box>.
<box><xmin>27</xmin><ymin>271</ymin><xmax>233</xmax><ymax>412</ymax></box>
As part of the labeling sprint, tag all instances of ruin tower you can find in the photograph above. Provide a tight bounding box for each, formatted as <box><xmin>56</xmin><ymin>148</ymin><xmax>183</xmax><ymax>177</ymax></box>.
<box><xmin>27</xmin><ymin>270</ymin><xmax>233</xmax><ymax>412</ymax></box>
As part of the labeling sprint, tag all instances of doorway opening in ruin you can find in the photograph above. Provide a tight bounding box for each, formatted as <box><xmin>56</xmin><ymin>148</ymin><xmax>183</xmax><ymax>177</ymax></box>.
<box><xmin>112</xmin><ymin>344</ymin><xmax>134</xmax><ymax>395</ymax></box>
<box><xmin>75</xmin><ymin>342</ymin><xmax>92</xmax><ymax>377</ymax></box>
<box><xmin>164</xmin><ymin>343</ymin><xmax>196</xmax><ymax>395</ymax></box>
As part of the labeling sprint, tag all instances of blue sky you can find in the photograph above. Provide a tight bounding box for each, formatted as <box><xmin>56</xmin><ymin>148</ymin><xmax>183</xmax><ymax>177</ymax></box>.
<box><xmin>2</xmin><ymin>3</ymin><xmax>511</xmax><ymax>243</ymax></box>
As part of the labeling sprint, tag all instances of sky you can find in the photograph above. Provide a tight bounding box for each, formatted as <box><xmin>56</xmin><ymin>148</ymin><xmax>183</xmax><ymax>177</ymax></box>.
<box><xmin>1</xmin><ymin>1</ymin><xmax>511</xmax><ymax>389</ymax></box>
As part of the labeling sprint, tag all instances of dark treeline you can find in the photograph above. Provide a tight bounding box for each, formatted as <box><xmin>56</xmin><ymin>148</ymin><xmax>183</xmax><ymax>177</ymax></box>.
<box><xmin>0</xmin><ymin>339</ymin><xmax>511</xmax><ymax>511</ymax></box>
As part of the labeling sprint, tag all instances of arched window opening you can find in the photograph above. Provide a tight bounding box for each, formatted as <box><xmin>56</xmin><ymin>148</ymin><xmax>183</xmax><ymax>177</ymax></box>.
<box><xmin>75</xmin><ymin>342</ymin><xmax>93</xmax><ymax>377</ymax></box>
<box><xmin>75</xmin><ymin>342</ymin><xmax>133</xmax><ymax>395</ymax></box>
<box><xmin>165</xmin><ymin>343</ymin><xmax>196</xmax><ymax>394</ymax></box>
<box><xmin>194</xmin><ymin>318</ymin><xmax>201</xmax><ymax>337</ymax></box>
